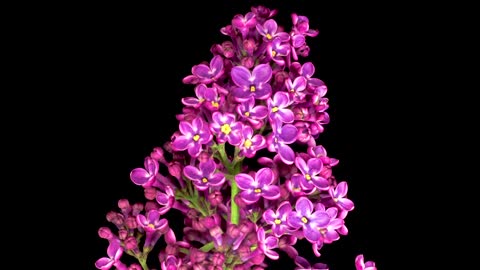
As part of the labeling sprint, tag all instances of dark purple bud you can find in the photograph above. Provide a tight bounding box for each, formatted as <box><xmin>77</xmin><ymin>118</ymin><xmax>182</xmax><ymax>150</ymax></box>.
<box><xmin>144</xmin><ymin>187</ymin><xmax>157</xmax><ymax>200</ymax></box>
<box><xmin>212</xmin><ymin>252</ymin><xmax>225</xmax><ymax>266</ymax></box>
<box><xmin>190</xmin><ymin>248</ymin><xmax>207</xmax><ymax>263</ymax></box>
<box><xmin>168</xmin><ymin>161</ymin><xmax>183</xmax><ymax>180</ymax></box>
<box><xmin>297</xmin><ymin>45</ymin><xmax>310</xmax><ymax>57</ymax></box>
<box><xmin>124</xmin><ymin>236</ymin><xmax>138</xmax><ymax>250</ymax></box>
<box><xmin>150</xmin><ymin>147</ymin><xmax>166</xmax><ymax>162</ymax></box>
<box><xmin>128</xmin><ymin>264</ymin><xmax>142</xmax><ymax>270</ymax></box>
<box><xmin>222</xmin><ymin>41</ymin><xmax>235</xmax><ymax>58</ymax></box>
<box><xmin>192</xmin><ymin>219</ymin><xmax>208</xmax><ymax>232</ymax></box>
<box><xmin>145</xmin><ymin>201</ymin><xmax>158</xmax><ymax>212</ymax></box>
<box><xmin>118</xmin><ymin>229</ymin><xmax>128</xmax><ymax>240</ymax></box>
<box><xmin>118</xmin><ymin>199</ymin><xmax>131</xmax><ymax>213</ymax></box>
<box><xmin>241</xmin><ymin>56</ymin><xmax>255</xmax><ymax>69</ymax></box>
<box><xmin>98</xmin><ymin>227</ymin><xmax>113</xmax><ymax>239</ymax></box>
<box><xmin>197</xmin><ymin>151</ymin><xmax>211</xmax><ymax>163</ymax></box>
<box><xmin>111</xmin><ymin>213</ymin><xmax>125</xmax><ymax>227</ymax></box>
<box><xmin>125</xmin><ymin>216</ymin><xmax>137</xmax><ymax>229</ymax></box>
<box><xmin>208</xmin><ymin>190</ymin><xmax>223</xmax><ymax>206</ymax></box>
<box><xmin>200</xmin><ymin>214</ymin><xmax>221</xmax><ymax>229</ymax></box>
<box><xmin>131</xmin><ymin>203</ymin><xmax>144</xmax><ymax>216</ymax></box>
<box><xmin>106</xmin><ymin>211</ymin><xmax>117</xmax><ymax>222</ymax></box>
<box><xmin>243</xmin><ymin>39</ymin><xmax>256</xmax><ymax>55</ymax></box>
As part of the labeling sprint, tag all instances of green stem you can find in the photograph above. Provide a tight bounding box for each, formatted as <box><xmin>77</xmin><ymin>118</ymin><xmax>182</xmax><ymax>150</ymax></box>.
<box><xmin>230</xmin><ymin>178</ymin><xmax>240</xmax><ymax>225</ymax></box>
<box><xmin>199</xmin><ymin>241</ymin><xmax>215</xmax><ymax>252</ymax></box>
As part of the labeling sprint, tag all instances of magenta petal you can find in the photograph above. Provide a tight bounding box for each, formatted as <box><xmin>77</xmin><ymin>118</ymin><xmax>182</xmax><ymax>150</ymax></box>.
<box><xmin>183</xmin><ymin>165</ymin><xmax>201</xmax><ymax>181</ymax></box>
<box><xmin>278</xmin><ymin>144</ymin><xmax>295</xmax><ymax>165</ymax></box>
<box><xmin>144</xmin><ymin>157</ymin><xmax>158</xmax><ymax>175</ymax></box>
<box><xmin>336</xmin><ymin>181</ymin><xmax>349</xmax><ymax>197</ymax></box>
<box><xmin>240</xmin><ymin>190</ymin><xmax>260</xmax><ymax>204</ymax></box>
<box><xmin>171</xmin><ymin>136</ymin><xmax>191</xmax><ymax>151</ymax></box>
<box><xmin>95</xmin><ymin>258</ymin><xmax>113</xmax><ymax>269</ymax></box>
<box><xmin>277</xmin><ymin>109</ymin><xmax>294</xmax><ymax>123</ymax></box>
<box><xmin>303</xmin><ymin>227</ymin><xmax>321</xmax><ymax>242</ymax></box>
<box><xmin>199</xmin><ymin>159</ymin><xmax>216</xmax><ymax>175</ymax></box>
<box><xmin>187</xmin><ymin>143</ymin><xmax>202</xmax><ymax>157</ymax></box>
<box><xmin>156</xmin><ymin>192</ymin><xmax>169</xmax><ymax>205</ymax></box>
<box><xmin>279</xmin><ymin>124</ymin><xmax>298</xmax><ymax>143</ymax></box>
<box><xmin>179</xmin><ymin>121</ymin><xmax>194</xmax><ymax>136</ymax></box>
<box><xmin>301</xmin><ymin>62</ymin><xmax>315</xmax><ymax>77</ymax></box>
<box><xmin>147</xmin><ymin>209</ymin><xmax>161</xmax><ymax>222</ymax></box>
<box><xmin>231</xmin><ymin>66</ymin><xmax>251</xmax><ymax>87</ymax></box>
<box><xmin>130</xmin><ymin>168</ymin><xmax>151</xmax><ymax>185</ymax></box>
<box><xmin>263</xmin><ymin>209</ymin><xmax>276</xmax><ymax>223</ymax></box>
<box><xmin>182</xmin><ymin>97</ymin><xmax>201</xmax><ymax>107</ymax></box>
<box><xmin>235</xmin><ymin>173</ymin><xmax>254</xmax><ymax>190</ymax></box>
<box><xmin>210</xmin><ymin>55</ymin><xmax>224</xmax><ymax>72</ymax></box>
<box><xmin>264</xmin><ymin>19</ymin><xmax>278</xmax><ymax>33</ymax></box>
<box><xmin>192</xmin><ymin>64</ymin><xmax>211</xmax><ymax>78</ymax></box>
<box><xmin>256</xmin><ymin>167</ymin><xmax>274</xmax><ymax>186</ymax></box>
<box><xmin>296</xmin><ymin>197</ymin><xmax>313</xmax><ymax>214</ymax></box>
<box><xmin>292</xmin><ymin>34</ymin><xmax>306</xmax><ymax>48</ymax></box>
<box><xmin>262</xmin><ymin>185</ymin><xmax>280</xmax><ymax>200</ymax></box>
<box><xmin>252</xmin><ymin>64</ymin><xmax>272</xmax><ymax>84</ymax></box>
<box><xmin>208</xmin><ymin>173</ymin><xmax>225</xmax><ymax>186</ymax></box>
<box><xmin>338</xmin><ymin>198</ymin><xmax>355</xmax><ymax>211</ymax></box>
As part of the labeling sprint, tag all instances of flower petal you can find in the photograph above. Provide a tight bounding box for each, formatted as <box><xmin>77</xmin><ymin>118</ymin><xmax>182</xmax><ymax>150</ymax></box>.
<box><xmin>231</xmin><ymin>66</ymin><xmax>251</xmax><ymax>87</ymax></box>
<box><xmin>235</xmin><ymin>173</ymin><xmax>255</xmax><ymax>190</ymax></box>
<box><xmin>252</xmin><ymin>64</ymin><xmax>272</xmax><ymax>84</ymax></box>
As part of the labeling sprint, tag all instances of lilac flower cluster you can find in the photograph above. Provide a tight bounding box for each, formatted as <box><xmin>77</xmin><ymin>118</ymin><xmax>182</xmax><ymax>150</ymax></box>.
<box><xmin>96</xmin><ymin>5</ymin><xmax>376</xmax><ymax>270</ymax></box>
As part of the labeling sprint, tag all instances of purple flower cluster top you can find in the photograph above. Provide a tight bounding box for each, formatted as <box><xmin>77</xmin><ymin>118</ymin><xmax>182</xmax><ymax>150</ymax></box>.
<box><xmin>96</xmin><ymin>5</ymin><xmax>376</xmax><ymax>270</ymax></box>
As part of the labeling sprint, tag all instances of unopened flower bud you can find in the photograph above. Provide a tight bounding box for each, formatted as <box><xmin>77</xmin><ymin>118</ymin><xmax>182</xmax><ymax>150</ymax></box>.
<box><xmin>208</xmin><ymin>190</ymin><xmax>223</xmax><ymax>206</ymax></box>
<box><xmin>227</xmin><ymin>224</ymin><xmax>240</xmax><ymax>238</ymax></box>
<box><xmin>144</xmin><ymin>187</ymin><xmax>157</xmax><ymax>200</ymax></box>
<box><xmin>150</xmin><ymin>147</ymin><xmax>166</xmax><ymax>162</ymax></box>
<box><xmin>118</xmin><ymin>229</ymin><xmax>128</xmax><ymax>240</ymax></box>
<box><xmin>125</xmin><ymin>216</ymin><xmax>137</xmax><ymax>229</ymax></box>
<box><xmin>128</xmin><ymin>263</ymin><xmax>142</xmax><ymax>270</ymax></box>
<box><xmin>131</xmin><ymin>203</ymin><xmax>144</xmax><ymax>216</ymax></box>
<box><xmin>145</xmin><ymin>201</ymin><xmax>158</xmax><ymax>212</ymax></box>
<box><xmin>190</xmin><ymin>248</ymin><xmax>207</xmax><ymax>263</ymax></box>
<box><xmin>243</xmin><ymin>39</ymin><xmax>256</xmax><ymax>55</ymax></box>
<box><xmin>212</xmin><ymin>252</ymin><xmax>225</xmax><ymax>266</ymax></box>
<box><xmin>168</xmin><ymin>161</ymin><xmax>182</xmax><ymax>180</ymax></box>
<box><xmin>118</xmin><ymin>199</ymin><xmax>131</xmax><ymax>215</ymax></box>
<box><xmin>241</xmin><ymin>57</ymin><xmax>254</xmax><ymax>69</ymax></box>
<box><xmin>98</xmin><ymin>227</ymin><xmax>113</xmax><ymax>240</ymax></box>
<box><xmin>124</xmin><ymin>236</ymin><xmax>138</xmax><ymax>250</ymax></box>
<box><xmin>197</xmin><ymin>151</ymin><xmax>211</xmax><ymax>163</ymax></box>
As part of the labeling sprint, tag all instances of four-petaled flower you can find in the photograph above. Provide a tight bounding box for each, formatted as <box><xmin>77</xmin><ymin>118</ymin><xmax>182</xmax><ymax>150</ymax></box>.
<box><xmin>285</xmin><ymin>76</ymin><xmax>307</xmax><ymax>102</ymax></box>
<box><xmin>210</xmin><ymin>112</ymin><xmax>243</xmax><ymax>146</ymax></box>
<box><xmin>256</xmin><ymin>19</ymin><xmax>290</xmax><ymax>42</ymax></box>
<box><xmin>181</xmin><ymin>84</ymin><xmax>223</xmax><ymax>111</ymax></box>
<box><xmin>95</xmin><ymin>240</ymin><xmax>127</xmax><ymax>270</ymax></box>
<box><xmin>292</xmin><ymin>156</ymin><xmax>330</xmax><ymax>191</ymax></box>
<box><xmin>236</xmin><ymin>97</ymin><xmax>268</xmax><ymax>130</ymax></box>
<box><xmin>238</xmin><ymin>125</ymin><xmax>266</xmax><ymax>158</ymax></box>
<box><xmin>329</xmin><ymin>181</ymin><xmax>354</xmax><ymax>211</ymax></box>
<box><xmin>263</xmin><ymin>200</ymin><xmax>293</xmax><ymax>237</ymax></box>
<box><xmin>235</xmin><ymin>167</ymin><xmax>280</xmax><ymax>204</ymax></box>
<box><xmin>183</xmin><ymin>55</ymin><xmax>224</xmax><ymax>85</ymax></box>
<box><xmin>171</xmin><ymin>117</ymin><xmax>213</xmax><ymax>157</ymax></box>
<box><xmin>268</xmin><ymin>37</ymin><xmax>290</xmax><ymax>66</ymax></box>
<box><xmin>267</xmin><ymin>123</ymin><xmax>298</xmax><ymax>165</ymax></box>
<box><xmin>288</xmin><ymin>196</ymin><xmax>331</xmax><ymax>243</ymax></box>
<box><xmin>257</xmin><ymin>227</ymin><xmax>280</xmax><ymax>260</ymax></box>
<box><xmin>136</xmin><ymin>209</ymin><xmax>168</xmax><ymax>233</ymax></box>
<box><xmin>183</xmin><ymin>158</ymin><xmax>225</xmax><ymax>191</ymax></box>
<box><xmin>267</xmin><ymin>91</ymin><xmax>294</xmax><ymax>125</ymax></box>
<box><xmin>231</xmin><ymin>12</ymin><xmax>257</xmax><ymax>39</ymax></box>
<box><xmin>231</xmin><ymin>64</ymin><xmax>273</xmax><ymax>101</ymax></box>
<box><xmin>130</xmin><ymin>157</ymin><xmax>159</xmax><ymax>187</ymax></box>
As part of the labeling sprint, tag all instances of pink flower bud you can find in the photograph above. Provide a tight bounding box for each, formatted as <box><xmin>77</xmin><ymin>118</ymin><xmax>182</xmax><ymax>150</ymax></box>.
<box><xmin>241</xmin><ymin>57</ymin><xmax>254</xmax><ymax>69</ymax></box>
<box><xmin>128</xmin><ymin>263</ymin><xmax>142</xmax><ymax>270</ymax></box>
<box><xmin>197</xmin><ymin>151</ymin><xmax>211</xmax><ymax>163</ymax></box>
<box><xmin>150</xmin><ymin>147</ymin><xmax>166</xmax><ymax>163</ymax></box>
<box><xmin>144</xmin><ymin>187</ymin><xmax>157</xmax><ymax>200</ymax></box>
<box><xmin>227</xmin><ymin>224</ymin><xmax>240</xmax><ymax>238</ymax></box>
<box><xmin>208</xmin><ymin>190</ymin><xmax>223</xmax><ymax>206</ymax></box>
<box><xmin>145</xmin><ymin>201</ymin><xmax>158</xmax><ymax>212</ymax></box>
<box><xmin>131</xmin><ymin>203</ymin><xmax>144</xmax><ymax>216</ymax></box>
<box><xmin>168</xmin><ymin>161</ymin><xmax>182</xmax><ymax>180</ymax></box>
<box><xmin>118</xmin><ymin>229</ymin><xmax>128</xmax><ymax>240</ymax></box>
<box><xmin>243</xmin><ymin>39</ymin><xmax>256</xmax><ymax>55</ymax></box>
<box><xmin>125</xmin><ymin>216</ymin><xmax>137</xmax><ymax>229</ymax></box>
<box><xmin>189</xmin><ymin>248</ymin><xmax>207</xmax><ymax>263</ymax></box>
<box><xmin>98</xmin><ymin>227</ymin><xmax>113</xmax><ymax>239</ymax></box>
<box><xmin>212</xmin><ymin>252</ymin><xmax>225</xmax><ymax>266</ymax></box>
<box><xmin>124</xmin><ymin>236</ymin><xmax>138</xmax><ymax>250</ymax></box>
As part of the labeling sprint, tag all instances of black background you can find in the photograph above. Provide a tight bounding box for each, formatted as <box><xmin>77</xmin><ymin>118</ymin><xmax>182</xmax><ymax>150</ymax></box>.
<box><xmin>65</xmin><ymin>0</ymin><xmax>412</xmax><ymax>269</ymax></box>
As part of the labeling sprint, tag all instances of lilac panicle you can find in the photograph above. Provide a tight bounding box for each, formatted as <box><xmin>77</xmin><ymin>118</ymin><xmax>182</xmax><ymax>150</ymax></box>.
<box><xmin>97</xmin><ymin>5</ymin><xmax>376</xmax><ymax>270</ymax></box>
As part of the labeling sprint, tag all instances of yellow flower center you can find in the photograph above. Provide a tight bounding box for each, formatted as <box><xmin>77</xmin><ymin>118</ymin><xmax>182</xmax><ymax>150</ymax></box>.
<box><xmin>305</xmin><ymin>174</ymin><xmax>311</xmax><ymax>180</ymax></box>
<box><xmin>202</xmin><ymin>177</ymin><xmax>208</xmax><ymax>183</ymax></box>
<box><xmin>301</xmin><ymin>217</ymin><xmax>308</xmax><ymax>224</ymax></box>
<box><xmin>193</xmin><ymin>134</ymin><xmax>200</xmax><ymax>141</ymax></box>
<box><xmin>254</xmin><ymin>188</ymin><xmax>262</xmax><ymax>193</ymax></box>
<box><xmin>148</xmin><ymin>223</ymin><xmax>155</xmax><ymax>229</ymax></box>
<box><xmin>266</xmin><ymin>33</ymin><xmax>272</xmax><ymax>40</ymax></box>
<box><xmin>199</xmin><ymin>98</ymin><xmax>205</xmax><ymax>103</ymax></box>
<box><xmin>271</xmin><ymin>50</ymin><xmax>277</xmax><ymax>57</ymax></box>
<box><xmin>274</xmin><ymin>219</ymin><xmax>282</xmax><ymax>225</ymax></box>
<box><xmin>272</xmin><ymin>106</ymin><xmax>279</xmax><ymax>113</ymax></box>
<box><xmin>250</xmin><ymin>85</ymin><xmax>256</xmax><ymax>92</ymax></box>
<box><xmin>244</xmin><ymin>139</ymin><xmax>252</xmax><ymax>148</ymax></box>
<box><xmin>319</xmin><ymin>228</ymin><xmax>327</xmax><ymax>235</ymax></box>
<box><xmin>244</xmin><ymin>111</ymin><xmax>250</xmax><ymax>117</ymax></box>
<box><xmin>211</xmin><ymin>101</ymin><xmax>219</xmax><ymax>107</ymax></box>
<box><xmin>221</xmin><ymin>123</ymin><xmax>231</xmax><ymax>135</ymax></box>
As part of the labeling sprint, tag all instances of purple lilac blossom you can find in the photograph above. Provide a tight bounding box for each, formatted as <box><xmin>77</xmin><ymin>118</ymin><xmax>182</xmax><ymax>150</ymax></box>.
<box><xmin>171</xmin><ymin>117</ymin><xmax>213</xmax><ymax>157</ymax></box>
<box><xmin>95</xmin><ymin>240</ymin><xmax>127</xmax><ymax>270</ymax></box>
<box><xmin>210</xmin><ymin>112</ymin><xmax>243</xmax><ymax>146</ymax></box>
<box><xmin>355</xmin><ymin>254</ymin><xmax>377</xmax><ymax>270</ymax></box>
<box><xmin>328</xmin><ymin>181</ymin><xmax>354</xmax><ymax>211</ymax></box>
<box><xmin>236</xmin><ymin>97</ymin><xmax>268</xmax><ymax>130</ymax></box>
<box><xmin>292</xmin><ymin>156</ymin><xmax>329</xmax><ymax>191</ymax></box>
<box><xmin>130</xmin><ymin>157</ymin><xmax>159</xmax><ymax>187</ymax></box>
<box><xmin>287</xmin><ymin>197</ymin><xmax>330</xmax><ymax>243</ymax></box>
<box><xmin>235</xmin><ymin>167</ymin><xmax>280</xmax><ymax>204</ymax></box>
<box><xmin>231</xmin><ymin>64</ymin><xmax>273</xmax><ymax>101</ymax></box>
<box><xmin>262</xmin><ymin>200</ymin><xmax>293</xmax><ymax>237</ymax></box>
<box><xmin>183</xmin><ymin>158</ymin><xmax>226</xmax><ymax>191</ymax></box>
<box><xmin>266</xmin><ymin>123</ymin><xmax>298</xmax><ymax>165</ymax></box>
<box><xmin>238</xmin><ymin>125</ymin><xmax>267</xmax><ymax>158</ymax></box>
<box><xmin>267</xmin><ymin>91</ymin><xmax>294</xmax><ymax>125</ymax></box>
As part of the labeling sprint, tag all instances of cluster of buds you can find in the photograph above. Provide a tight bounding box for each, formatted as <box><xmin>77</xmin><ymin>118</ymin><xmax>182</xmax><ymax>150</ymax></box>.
<box><xmin>96</xmin><ymin>5</ymin><xmax>376</xmax><ymax>270</ymax></box>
